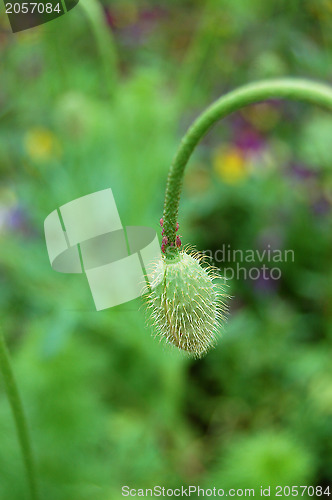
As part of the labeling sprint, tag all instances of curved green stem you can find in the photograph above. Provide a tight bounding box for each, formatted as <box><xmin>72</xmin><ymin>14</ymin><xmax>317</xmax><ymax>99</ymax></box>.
<box><xmin>163</xmin><ymin>78</ymin><xmax>332</xmax><ymax>258</ymax></box>
<box><xmin>0</xmin><ymin>332</ymin><xmax>39</xmax><ymax>500</ymax></box>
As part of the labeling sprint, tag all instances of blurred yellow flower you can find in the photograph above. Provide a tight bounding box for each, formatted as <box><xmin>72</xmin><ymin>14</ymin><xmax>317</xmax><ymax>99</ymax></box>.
<box><xmin>24</xmin><ymin>128</ymin><xmax>61</xmax><ymax>162</ymax></box>
<box><xmin>213</xmin><ymin>146</ymin><xmax>248</xmax><ymax>184</ymax></box>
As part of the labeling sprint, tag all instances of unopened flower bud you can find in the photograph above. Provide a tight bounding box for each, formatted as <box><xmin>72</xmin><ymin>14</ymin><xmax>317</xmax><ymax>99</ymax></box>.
<box><xmin>146</xmin><ymin>251</ymin><xmax>228</xmax><ymax>357</ymax></box>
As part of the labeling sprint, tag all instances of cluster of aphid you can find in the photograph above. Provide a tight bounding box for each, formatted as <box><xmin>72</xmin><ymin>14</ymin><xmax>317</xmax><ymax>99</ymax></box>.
<box><xmin>160</xmin><ymin>217</ymin><xmax>181</xmax><ymax>253</ymax></box>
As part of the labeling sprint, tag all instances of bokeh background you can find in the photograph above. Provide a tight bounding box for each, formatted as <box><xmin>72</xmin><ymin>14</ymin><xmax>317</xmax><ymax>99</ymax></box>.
<box><xmin>1</xmin><ymin>0</ymin><xmax>332</xmax><ymax>498</ymax></box>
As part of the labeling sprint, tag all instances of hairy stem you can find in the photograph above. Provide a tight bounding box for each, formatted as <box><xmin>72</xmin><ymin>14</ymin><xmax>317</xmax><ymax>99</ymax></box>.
<box><xmin>0</xmin><ymin>332</ymin><xmax>39</xmax><ymax>500</ymax></box>
<box><xmin>163</xmin><ymin>78</ymin><xmax>332</xmax><ymax>256</ymax></box>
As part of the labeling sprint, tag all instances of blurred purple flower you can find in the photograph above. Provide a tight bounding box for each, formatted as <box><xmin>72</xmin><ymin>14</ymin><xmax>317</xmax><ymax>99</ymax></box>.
<box><xmin>311</xmin><ymin>196</ymin><xmax>330</xmax><ymax>216</ymax></box>
<box><xmin>231</xmin><ymin>115</ymin><xmax>266</xmax><ymax>155</ymax></box>
<box><xmin>104</xmin><ymin>8</ymin><xmax>117</xmax><ymax>29</ymax></box>
<box><xmin>234</xmin><ymin>128</ymin><xmax>265</xmax><ymax>154</ymax></box>
<box><xmin>251</xmin><ymin>267</ymin><xmax>280</xmax><ymax>295</ymax></box>
<box><xmin>0</xmin><ymin>203</ymin><xmax>35</xmax><ymax>237</ymax></box>
<box><xmin>288</xmin><ymin>163</ymin><xmax>317</xmax><ymax>181</ymax></box>
<box><xmin>104</xmin><ymin>5</ymin><xmax>168</xmax><ymax>45</ymax></box>
<box><xmin>6</xmin><ymin>206</ymin><xmax>26</xmax><ymax>230</ymax></box>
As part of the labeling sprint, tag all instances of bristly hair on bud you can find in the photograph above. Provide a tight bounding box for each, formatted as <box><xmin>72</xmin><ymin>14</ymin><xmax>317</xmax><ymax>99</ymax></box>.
<box><xmin>145</xmin><ymin>247</ymin><xmax>229</xmax><ymax>357</ymax></box>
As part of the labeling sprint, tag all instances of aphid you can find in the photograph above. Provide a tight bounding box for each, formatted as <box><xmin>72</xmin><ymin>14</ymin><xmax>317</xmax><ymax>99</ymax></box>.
<box><xmin>161</xmin><ymin>235</ymin><xmax>168</xmax><ymax>254</ymax></box>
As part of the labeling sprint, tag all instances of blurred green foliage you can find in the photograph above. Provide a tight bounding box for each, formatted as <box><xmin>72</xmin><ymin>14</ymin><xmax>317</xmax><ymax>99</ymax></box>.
<box><xmin>0</xmin><ymin>0</ymin><xmax>332</xmax><ymax>498</ymax></box>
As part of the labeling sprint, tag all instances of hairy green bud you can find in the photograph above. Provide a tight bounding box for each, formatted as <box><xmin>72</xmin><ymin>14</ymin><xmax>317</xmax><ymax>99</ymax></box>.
<box><xmin>146</xmin><ymin>250</ymin><xmax>229</xmax><ymax>357</ymax></box>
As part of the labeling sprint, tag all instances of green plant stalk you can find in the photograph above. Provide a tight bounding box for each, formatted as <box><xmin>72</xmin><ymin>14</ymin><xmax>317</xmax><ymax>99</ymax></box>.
<box><xmin>177</xmin><ymin>0</ymin><xmax>223</xmax><ymax>108</ymax></box>
<box><xmin>163</xmin><ymin>78</ymin><xmax>332</xmax><ymax>257</ymax></box>
<box><xmin>0</xmin><ymin>332</ymin><xmax>39</xmax><ymax>500</ymax></box>
<box><xmin>79</xmin><ymin>0</ymin><xmax>118</xmax><ymax>98</ymax></box>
